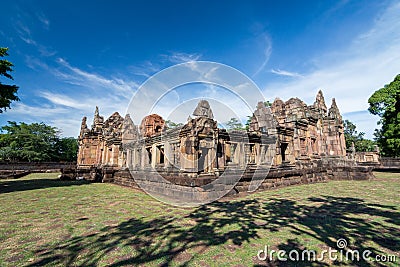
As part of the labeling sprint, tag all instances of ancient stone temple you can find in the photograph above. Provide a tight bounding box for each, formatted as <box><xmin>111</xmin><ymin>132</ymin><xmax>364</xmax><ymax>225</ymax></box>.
<box><xmin>77</xmin><ymin>107</ymin><xmax>124</xmax><ymax>167</ymax></box>
<box><xmin>73</xmin><ymin>91</ymin><xmax>373</xmax><ymax>198</ymax></box>
<box><xmin>78</xmin><ymin>91</ymin><xmax>345</xmax><ymax>170</ymax></box>
<box><xmin>265</xmin><ymin>91</ymin><xmax>347</xmax><ymax>165</ymax></box>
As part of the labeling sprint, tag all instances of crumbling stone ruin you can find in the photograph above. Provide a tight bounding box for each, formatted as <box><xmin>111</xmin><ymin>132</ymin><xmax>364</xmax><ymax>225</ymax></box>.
<box><xmin>71</xmin><ymin>91</ymin><xmax>376</xmax><ymax>199</ymax></box>
<box><xmin>77</xmin><ymin>91</ymin><xmax>346</xmax><ymax>170</ymax></box>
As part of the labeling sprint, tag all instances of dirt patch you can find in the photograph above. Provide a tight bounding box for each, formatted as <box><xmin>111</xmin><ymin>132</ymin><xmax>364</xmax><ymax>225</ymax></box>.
<box><xmin>252</xmin><ymin>255</ymin><xmax>269</xmax><ymax>266</ymax></box>
<box><xmin>82</xmin><ymin>230</ymin><xmax>100</xmax><ymax>237</ymax></box>
<box><xmin>224</xmin><ymin>243</ymin><xmax>241</xmax><ymax>253</ymax></box>
<box><xmin>18</xmin><ymin>236</ymin><xmax>41</xmax><ymax>245</ymax></box>
<box><xmin>35</xmin><ymin>248</ymin><xmax>51</xmax><ymax>256</ymax></box>
<box><xmin>59</xmin><ymin>233</ymin><xmax>72</xmax><ymax>240</ymax></box>
<box><xmin>104</xmin><ymin>220</ymin><xmax>120</xmax><ymax>226</ymax></box>
<box><xmin>6</xmin><ymin>254</ymin><xmax>24</xmax><ymax>263</ymax></box>
<box><xmin>191</xmin><ymin>244</ymin><xmax>209</xmax><ymax>254</ymax></box>
<box><xmin>48</xmin><ymin>223</ymin><xmax>64</xmax><ymax>230</ymax></box>
<box><xmin>181</xmin><ymin>219</ymin><xmax>197</xmax><ymax>227</ymax></box>
<box><xmin>14</xmin><ymin>211</ymin><xmax>34</xmax><ymax>215</ymax></box>
<box><xmin>198</xmin><ymin>260</ymin><xmax>210</xmax><ymax>267</ymax></box>
<box><xmin>249</xmin><ymin>242</ymin><xmax>262</xmax><ymax>248</ymax></box>
<box><xmin>212</xmin><ymin>253</ymin><xmax>224</xmax><ymax>260</ymax></box>
<box><xmin>317</xmin><ymin>243</ymin><xmax>329</xmax><ymax>250</ymax></box>
<box><xmin>174</xmin><ymin>251</ymin><xmax>192</xmax><ymax>263</ymax></box>
<box><xmin>254</xmin><ymin>220</ymin><xmax>267</xmax><ymax>226</ymax></box>
<box><xmin>25</xmin><ymin>236</ymin><xmax>42</xmax><ymax>243</ymax></box>
<box><xmin>108</xmin><ymin>201</ymin><xmax>122</xmax><ymax>207</ymax></box>
<box><xmin>119</xmin><ymin>209</ymin><xmax>129</xmax><ymax>214</ymax></box>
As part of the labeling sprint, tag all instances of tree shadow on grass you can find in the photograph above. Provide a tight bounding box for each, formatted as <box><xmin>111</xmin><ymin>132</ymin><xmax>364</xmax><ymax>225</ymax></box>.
<box><xmin>28</xmin><ymin>196</ymin><xmax>399</xmax><ymax>266</ymax></box>
<box><xmin>0</xmin><ymin>178</ymin><xmax>90</xmax><ymax>194</ymax></box>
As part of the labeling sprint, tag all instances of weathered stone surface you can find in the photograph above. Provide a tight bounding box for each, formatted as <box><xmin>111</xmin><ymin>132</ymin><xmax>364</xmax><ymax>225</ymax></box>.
<box><xmin>72</xmin><ymin>94</ymin><xmax>383</xmax><ymax>199</ymax></box>
<box><xmin>103</xmin><ymin>112</ymin><xmax>124</xmax><ymax>140</ymax></box>
<box><xmin>140</xmin><ymin>114</ymin><xmax>165</xmax><ymax>137</ymax></box>
<box><xmin>314</xmin><ymin>90</ymin><xmax>327</xmax><ymax>114</ymax></box>
<box><xmin>193</xmin><ymin>99</ymin><xmax>214</xmax><ymax>119</ymax></box>
<box><xmin>249</xmin><ymin>101</ymin><xmax>277</xmax><ymax>133</ymax></box>
<box><xmin>107</xmin><ymin>158</ymin><xmax>374</xmax><ymax>202</ymax></box>
<box><xmin>122</xmin><ymin>114</ymin><xmax>139</xmax><ymax>142</ymax></box>
<box><xmin>92</xmin><ymin>106</ymin><xmax>104</xmax><ymax>133</ymax></box>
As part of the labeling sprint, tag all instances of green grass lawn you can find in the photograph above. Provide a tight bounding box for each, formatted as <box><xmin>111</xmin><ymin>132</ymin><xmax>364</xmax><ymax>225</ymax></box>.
<box><xmin>0</xmin><ymin>172</ymin><xmax>399</xmax><ymax>266</ymax></box>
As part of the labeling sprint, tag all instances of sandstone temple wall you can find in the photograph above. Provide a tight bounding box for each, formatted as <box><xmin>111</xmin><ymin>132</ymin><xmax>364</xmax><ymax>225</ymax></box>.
<box><xmin>80</xmin><ymin>158</ymin><xmax>373</xmax><ymax>203</ymax></box>
<box><xmin>68</xmin><ymin>90</ymin><xmax>378</xmax><ymax>197</ymax></box>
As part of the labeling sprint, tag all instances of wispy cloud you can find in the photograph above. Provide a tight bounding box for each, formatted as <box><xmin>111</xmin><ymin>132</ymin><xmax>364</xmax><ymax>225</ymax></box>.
<box><xmin>128</xmin><ymin>60</ymin><xmax>161</xmax><ymax>78</ymax></box>
<box><xmin>15</xmin><ymin>19</ymin><xmax>56</xmax><ymax>56</ymax></box>
<box><xmin>271</xmin><ymin>69</ymin><xmax>303</xmax><ymax>78</ymax></box>
<box><xmin>128</xmin><ymin>52</ymin><xmax>202</xmax><ymax>79</ymax></box>
<box><xmin>253</xmin><ymin>34</ymin><xmax>272</xmax><ymax>77</ymax></box>
<box><xmin>6</xmin><ymin>102</ymin><xmax>70</xmax><ymax>117</ymax></box>
<box><xmin>36</xmin><ymin>11</ymin><xmax>50</xmax><ymax>30</ymax></box>
<box><xmin>162</xmin><ymin>52</ymin><xmax>202</xmax><ymax>63</ymax></box>
<box><xmin>14</xmin><ymin>55</ymin><xmax>141</xmax><ymax>136</ymax></box>
<box><xmin>15</xmin><ymin>20</ymin><xmax>36</xmax><ymax>45</ymax></box>
<box><xmin>343</xmin><ymin>110</ymin><xmax>379</xmax><ymax>139</ymax></box>
<box><xmin>39</xmin><ymin>92</ymin><xmax>91</xmax><ymax>110</ymax></box>
<box><xmin>264</xmin><ymin>1</ymin><xmax>400</xmax><ymax>138</ymax></box>
<box><xmin>56</xmin><ymin>58</ymin><xmax>137</xmax><ymax>98</ymax></box>
<box><xmin>25</xmin><ymin>56</ymin><xmax>49</xmax><ymax>71</ymax></box>
<box><xmin>3</xmin><ymin>102</ymin><xmax>81</xmax><ymax>137</ymax></box>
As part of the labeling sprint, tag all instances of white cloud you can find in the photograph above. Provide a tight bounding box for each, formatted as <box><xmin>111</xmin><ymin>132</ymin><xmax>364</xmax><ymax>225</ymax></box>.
<box><xmin>15</xmin><ymin>21</ymin><xmax>36</xmax><ymax>45</ymax></box>
<box><xmin>342</xmin><ymin>110</ymin><xmax>379</xmax><ymax>139</ymax></box>
<box><xmin>56</xmin><ymin>58</ymin><xmax>137</xmax><ymax>98</ymax></box>
<box><xmin>253</xmin><ymin>34</ymin><xmax>272</xmax><ymax>77</ymax></box>
<box><xmin>15</xmin><ymin>20</ymin><xmax>31</xmax><ymax>37</ymax></box>
<box><xmin>264</xmin><ymin>1</ymin><xmax>400</xmax><ymax>138</ymax></box>
<box><xmin>6</xmin><ymin>56</ymin><xmax>140</xmax><ymax>136</ymax></box>
<box><xmin>9</xmin><ymin>93</ymin><xmax>130</xmax><ymax>137</ymax></box>
<box><xmin>271</xmin><ymin>69</ymin><xmax>303</xmax><ymax>78</ymax></box>
<box><xmin>128</xmin><ymin>60</ymin><xmax>160</xmax><ymax>78</ymax></box>
<box><xmin>25</xmin><ymin>56</ymin><xmax>52</xmax><ymax>72</ymax></box>
<box><xmin>15</xmin><ymin>20</ymin><xmax>56</xmax><ymax>56</ymax></box>
<box><xmin>36</xmin><ymin>12</ymin><xmax>50</xmax><ymax>30</ymax></box>
<box><xmin>1</xmin><ymin>102</ymin><xmax>81</xmax><ymax>137</ymax></box>
<box><xmin>162</xmin><ymin>52</ymin><xmax>202</xmax><ymax>63</ymax></box>
<box><xmin>39</xmin><ymin>91</ymin><xmax>91</xmax><ymax>110</ymax></box>
<box><xmin>6</xmin><ymin>102</ymin><xmax>69</xmax><ymax>117</ymax></box>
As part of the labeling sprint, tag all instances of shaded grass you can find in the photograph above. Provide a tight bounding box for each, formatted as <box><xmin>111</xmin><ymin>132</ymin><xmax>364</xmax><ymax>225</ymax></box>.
<box><xmin>0</xmin><ymin>171</ymin><xmax>399</xmax><ymax>266</ymax></box>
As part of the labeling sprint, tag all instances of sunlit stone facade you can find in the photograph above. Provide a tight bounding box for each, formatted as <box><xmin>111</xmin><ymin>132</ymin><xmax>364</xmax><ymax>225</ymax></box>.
<box><xmin>77</xmin><ymin>91</ymin><xmax>346</xmax><ymax>176</ymax></box>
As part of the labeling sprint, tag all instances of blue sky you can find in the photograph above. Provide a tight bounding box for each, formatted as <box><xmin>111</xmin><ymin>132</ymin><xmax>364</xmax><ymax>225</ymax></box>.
<box><xmin>1</xmin><ymin>0</ymin><xmax>400</xmax><ymax>138</ymax></box>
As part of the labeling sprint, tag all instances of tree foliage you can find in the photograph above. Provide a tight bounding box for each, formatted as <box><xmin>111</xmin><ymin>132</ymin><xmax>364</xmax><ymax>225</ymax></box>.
<box><xmin>225</xmin><ymin>118</ymin><xmax>245</xmax><ymax>131</ymax></box>
<box><xmin>368</xmin><ymin>74</ymin><xmax>400</xmax><ymax>157</ymax></box>
<box><xmin>0</xmin><ymin>121</ymin><xmax>77</xmax><ymax>162</ymax></box>
<box><xmin>343</xmin><ymin>120</ymin><xmax>376</xmax><ymax>152</ymax></box>
<box><xmin>165</xmin><ymin>120</ymin><xmax>183</xmax><ymax>129</ymax></box>
<box><xmin>0</xmin><ymin>47</ymin><xmax>19</xmax><ymax>113</ymax></box>
<box><xmin>245</xmin><ymin>115</ymin><xmax>252</xmax><ymax>130</ymax></box>
<box><xmin>55</xmin><ymin>137</ymin><xmax>78</xmax><ymax>162</ymax></box>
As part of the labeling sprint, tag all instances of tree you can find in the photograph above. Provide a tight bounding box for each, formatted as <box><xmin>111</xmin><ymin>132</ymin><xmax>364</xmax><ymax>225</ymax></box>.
<box><xmin>343</xmin><ymin>120</ymin><xmax>376</xmax><ymax>152</ymax></box>
<box><xmin>368</xmin><ymin>74</ymin><xmax>400</xmax><ymax>157</ymax></box>
<box><xmin>225</xmin><ymin>118</ymin><xmax>245</xmax><ymax>131</ymax></box>
<box><xmin>55</xmin><ymin>137</ymin><xmax>78</xmax><ymax>162</ymax></box>
<box><xmin>0</xmin><ymin>48</ymin><xmax>19</xmax><ymax>113</ymax></box>
<box><xmin>165</xmin><ymin>120</ymin><xmax>183</xmax><ymax>129</ymax></box>
<box><xmin>0</xmin><ymin>121</ymin><xmax>78</xmax><ymax>162</ymax></box>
